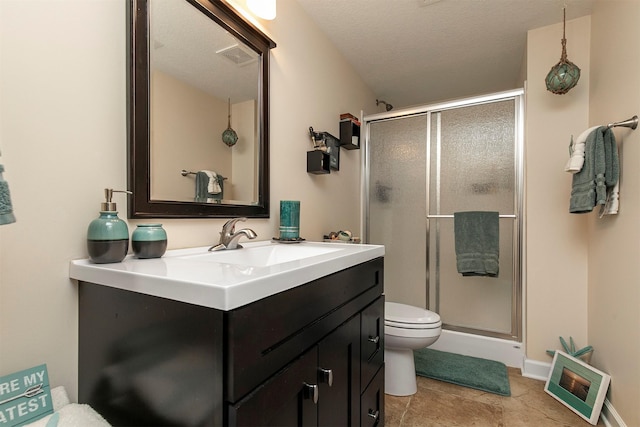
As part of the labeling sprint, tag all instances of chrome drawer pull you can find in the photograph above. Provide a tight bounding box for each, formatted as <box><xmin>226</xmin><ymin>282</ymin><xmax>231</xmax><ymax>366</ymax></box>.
<box><xmin>303</xmin><ymin>383</ymin><xmax>318</xmax><ymax>404</ymax></box>
<box><xmin>368</xmin><ymin>409</ymin><xmax>380</xmax><ymax>421</ymax></box>
<box><xmin>368</xmin><ymin>335</ymin><xmax>380</xmax><ymax>344</ymax></box>
<box><xmin>318</xmin><ymin>368</ymin><xmax>333</xmax><ymax>386</ymax></box>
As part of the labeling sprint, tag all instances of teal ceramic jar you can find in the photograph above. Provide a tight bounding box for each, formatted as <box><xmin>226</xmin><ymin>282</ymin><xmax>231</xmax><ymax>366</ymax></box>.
<box><xmin>132</xmin><ymin>224</ymin><xmax>168</xmax><ymax>259</ymax></box>
<box><xmin>279</xmin><ymin>200</ymin><xmax>300</xmax><ymax>240</ymax></box>
<box><xmin>87</xmin><ymin>211</ymin><xmax>129</xmax><ymax>264</ymax></box>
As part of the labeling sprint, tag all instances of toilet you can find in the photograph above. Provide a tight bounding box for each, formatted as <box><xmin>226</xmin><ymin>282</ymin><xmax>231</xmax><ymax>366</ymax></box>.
<box><xmin>384</xmin><ymin>301</ymin><xmax>442</xmax><ymax>396</ymax></box>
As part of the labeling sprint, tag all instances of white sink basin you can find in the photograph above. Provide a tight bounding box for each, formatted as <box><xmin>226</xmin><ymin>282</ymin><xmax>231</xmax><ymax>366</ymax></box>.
<box><xmin>70</xmin><ymin>240</ymin><xmax>385</xmax><ymax>311</ymax></box>
<box><xmin>180</xmin><ymin>244</ymin><xmax>342</xmax><ymax>267</ymax></box>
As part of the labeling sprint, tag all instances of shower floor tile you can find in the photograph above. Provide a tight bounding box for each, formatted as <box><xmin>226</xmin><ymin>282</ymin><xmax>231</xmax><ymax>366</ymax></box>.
<box><xmin>385</xmin><ymin>367</ymin><xmax>605</xmax><ymax>426</ymax></box>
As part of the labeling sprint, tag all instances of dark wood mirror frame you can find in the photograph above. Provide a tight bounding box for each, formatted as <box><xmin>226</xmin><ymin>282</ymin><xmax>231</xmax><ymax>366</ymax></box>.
<box><xmin>127</xmin><ymin>0</ymin><xmax>276</xmax><ymax>218</ymax></box>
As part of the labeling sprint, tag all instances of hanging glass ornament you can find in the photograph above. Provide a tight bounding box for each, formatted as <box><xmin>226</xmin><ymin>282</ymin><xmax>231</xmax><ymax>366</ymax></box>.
<box><xmin>545</xmin><ymin>7</ymin><xmax>580</xmax><ymax>95</ymax></box>
<box><xmin>222</xmin><ymin>98</ymin><xmax>238</xmax><ymax>147</ymax></box>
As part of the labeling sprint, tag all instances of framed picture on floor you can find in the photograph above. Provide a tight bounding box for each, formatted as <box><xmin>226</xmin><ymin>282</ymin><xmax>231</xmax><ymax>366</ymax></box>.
<box><xmin>544</xmin><ymin>350</ymin><xmax>610</xmax><ymax>425</ymax></box>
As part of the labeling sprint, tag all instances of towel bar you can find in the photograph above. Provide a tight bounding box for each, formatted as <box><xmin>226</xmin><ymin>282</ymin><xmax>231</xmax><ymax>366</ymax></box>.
<box><xmin>181</xmin><ymin>169</ymin><xmax>228</xmax><ymax>180</ymax></box>
<box><xmin>427</xmin><ymin>214</ymin><xmax>516</xmax><ymax>219</ymax></box>
<box><xmin>607</xmin><ymin>115</ymin><xmax>638</xmax><ymax>130</ymax></box>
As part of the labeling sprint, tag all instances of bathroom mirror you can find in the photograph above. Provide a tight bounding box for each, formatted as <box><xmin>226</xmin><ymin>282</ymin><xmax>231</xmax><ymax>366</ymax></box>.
<box><xmin>128</xmin><ymin>0</ymin><xmax>275</xmax><ymax>218</ymax></box>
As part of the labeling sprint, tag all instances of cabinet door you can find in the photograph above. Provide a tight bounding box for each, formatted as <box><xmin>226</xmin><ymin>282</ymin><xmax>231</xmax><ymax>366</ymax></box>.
<box><xmin>361</xmin><ymin>296</ymin><xmax>384</xmax><ymax>391</ymax></box>
<box><xmin>229</xmin><ymin>350</ymin><xmax>319</xmax><ymax>426</ymax></box>
<box><xmin>317</xmin><ymin>314</ymin><xmax>361</xmax><ymax>427</ymax></box>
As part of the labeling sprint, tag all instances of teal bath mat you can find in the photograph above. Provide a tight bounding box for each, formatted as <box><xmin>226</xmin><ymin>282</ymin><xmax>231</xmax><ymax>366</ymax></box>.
<box><xmin>414</xmin><ymin>348</ymin><xmax>511</xmax><ymax>396</ymax></box>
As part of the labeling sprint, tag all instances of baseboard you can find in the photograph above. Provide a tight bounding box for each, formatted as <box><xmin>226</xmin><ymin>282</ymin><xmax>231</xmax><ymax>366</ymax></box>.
<box><xmin>600</xmin><ymin>399</ymin><xmax>627</xmax><ymax>427</ymax></box>
<box><xmin>522</xmin><ymin>358</ymin><xmax>550</xmax><ymax>381</ymax></box>
<box><xmin>523</xmin><ymin>358</ymin><xmax>626</xmax><ymax>427</ymax></box>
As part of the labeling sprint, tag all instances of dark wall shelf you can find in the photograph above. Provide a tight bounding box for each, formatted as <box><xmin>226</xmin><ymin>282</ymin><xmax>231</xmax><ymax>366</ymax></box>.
<box><xmin>340</xmin><ymin>118</ymin><xmax>360</xmax><ymax>150</ymax></box>
<box><xmin>307</xmin><ymin>150</ymin><xmax>330</xmax><ymax>174</ymax></box>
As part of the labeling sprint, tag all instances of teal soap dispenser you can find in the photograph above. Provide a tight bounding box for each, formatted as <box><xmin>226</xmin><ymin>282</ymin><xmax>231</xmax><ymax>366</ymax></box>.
<box><xmin>87</xmin><ymin>188</ymin><xmax>131</xmax><ymax>264</ymax></box>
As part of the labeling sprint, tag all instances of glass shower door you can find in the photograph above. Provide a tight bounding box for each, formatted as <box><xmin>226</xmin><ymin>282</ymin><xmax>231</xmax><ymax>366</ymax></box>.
<box><xmin>428</xmin><ymin>99</ymin><xmax>521</xmax><ymax>339</ymax></box>
<box><xmin>365</xmin><ymin>93</ymin><xmax>523</xmax><ymax>342</ymax></box>
<box><xmin>368</xmin><ymin>115</ymin><xmax>428</xmax><ymax>307</ymax></box>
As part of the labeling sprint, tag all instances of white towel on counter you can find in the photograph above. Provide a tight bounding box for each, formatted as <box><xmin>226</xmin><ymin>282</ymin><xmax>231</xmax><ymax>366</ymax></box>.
<box><xmin>24</xmin><ymin>404</ymin><xmax>111</xmax><ymax>427</ymax></box>
<box><xmin>565</xmin><ymin>126</ymin><xmax>600</xmax><ymax>173</ymax></box>
<box><xmin>23</xmin><ymin>386</ymin><xmax>111</xmax><ymax>427</ymax></box>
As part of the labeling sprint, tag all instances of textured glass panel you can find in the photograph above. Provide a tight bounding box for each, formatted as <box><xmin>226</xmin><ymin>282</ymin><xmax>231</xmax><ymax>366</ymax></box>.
<box><xmin>429</xmin><ymin>100</ymin><xmax>515</xmax><ymax>215</ymax></box>
<box><xmin>427</xmin><ymin>98</ymin><xmax>518</xmax><ymax>335</ymax></box>
<box><xmin>429</xmin><ymin>218</ymin><xmax>514</xmax><ymax>333</ymax></box>
<box><xmin>368</xmin><ymin>116</ymin><xmax>428</xmax><ymax>307</ymax></box>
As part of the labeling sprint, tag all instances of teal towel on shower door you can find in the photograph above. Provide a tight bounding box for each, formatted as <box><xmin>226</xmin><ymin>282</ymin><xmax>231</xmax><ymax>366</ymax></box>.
<box><xmin>453</xmin><ymin>211</ymin><xmax>499</xmax><ymax>277</ymax></box>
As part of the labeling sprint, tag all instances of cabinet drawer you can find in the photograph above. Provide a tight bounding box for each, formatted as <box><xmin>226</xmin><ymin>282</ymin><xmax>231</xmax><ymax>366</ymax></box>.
<box><xmin>227</xmin><ymin>257</ymin><xmax>384</xmax><ymax>401</ymax></box>
<box><xmin>361</xmin><ymin>296</ymin><xmax>384</xmax><ymax>391</ymax></box>
<box><xmin>361</xmin><ymin>365</ymin><xmax>385</xmax><ymax>427</ymax></box>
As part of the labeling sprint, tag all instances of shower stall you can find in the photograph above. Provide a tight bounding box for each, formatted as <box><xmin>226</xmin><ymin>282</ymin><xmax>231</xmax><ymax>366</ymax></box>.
<box><xmin>363</xmin><ymin>90</ymin><xmax>524</xmax><ymax>366</ymax></box>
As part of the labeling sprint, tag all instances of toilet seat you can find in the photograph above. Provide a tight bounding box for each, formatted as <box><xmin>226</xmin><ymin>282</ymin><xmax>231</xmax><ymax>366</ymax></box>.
<box><xmin>385</xmin><ymin>302</ymin><xmax>441</xmax><ymax>328</ymax></box>
<box><xmin>385</xmin><ymin>320</ymin><xmax>441</xmax><ymax>329</ymax></box>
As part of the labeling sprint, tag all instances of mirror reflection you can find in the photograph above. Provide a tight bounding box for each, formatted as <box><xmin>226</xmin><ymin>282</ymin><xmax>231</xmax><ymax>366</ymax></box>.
<box><xmin>150</xmin><ymin>0</ymin><xmax>259</xmax><ymax>205</ymax></box>
<box><xmin>128</xmin><ymin>0</ymin><xmax>275</xmax><ymax>218</ymax></box>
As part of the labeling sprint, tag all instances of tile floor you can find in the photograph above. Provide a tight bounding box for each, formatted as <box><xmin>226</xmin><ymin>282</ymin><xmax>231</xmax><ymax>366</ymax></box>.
<box><xmin>385</xmin><ymin>367</ymin><xmax>605</xmax><ymax>426</ymax></box>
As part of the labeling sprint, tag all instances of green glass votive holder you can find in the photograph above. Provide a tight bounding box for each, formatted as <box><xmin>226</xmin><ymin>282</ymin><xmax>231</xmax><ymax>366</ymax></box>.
<box><xmin>279</xmin><ymin>200</ymin><xmax>300</xmax><ymax>240</ymax></box>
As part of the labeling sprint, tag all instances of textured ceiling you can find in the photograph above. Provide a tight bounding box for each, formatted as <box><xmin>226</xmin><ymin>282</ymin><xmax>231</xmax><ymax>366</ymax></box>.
<box><xmin>151</xmin><ymin>0</ymin><xmax>259</xmax><ymax>102</ymax></box>
<box><xmin>296</xmin><ymin>0</ymin><xmax>596</xmax><ymax>109</ymax></box>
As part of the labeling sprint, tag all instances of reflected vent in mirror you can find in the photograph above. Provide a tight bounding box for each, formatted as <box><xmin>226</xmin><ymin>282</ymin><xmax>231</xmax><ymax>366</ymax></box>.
<box><xmin>216</xmin><ymin>44</ymin><xmax>257</xmax><ymax>66</ymax></box>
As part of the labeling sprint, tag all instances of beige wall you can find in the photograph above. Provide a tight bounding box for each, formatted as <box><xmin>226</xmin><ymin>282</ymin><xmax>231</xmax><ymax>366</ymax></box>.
<box><xmin>588</xmin><ymin>2</ymin><xmax>640</xmax><ymax>424</ymax></box>
<box><xmin>231</xmin><ymin>99</ymin><xmax>257</xmax><ymax>201</ymax></box>
<box><xmin>525</xmin><ymin>16</ymin><xmax>591</xmax><ymax>362</ymax></box>
<box><xmin>151</xmin><ymin>70</ymin><xmax>232</xmax><ymax>200</ymax></box>
<box><xmin>528</xmin><ymin>4</ymin><xmax>640</xmax><ymax>424</ymax></box>
<box><xmin>152</xmin><ymin>71</ymin><xmax>257</xmax><ymax>202</ymax></box>
<box><xmin>0</xmin><ymin>0</ymin><xmax>375</xmax><ymax>401</ymax></box>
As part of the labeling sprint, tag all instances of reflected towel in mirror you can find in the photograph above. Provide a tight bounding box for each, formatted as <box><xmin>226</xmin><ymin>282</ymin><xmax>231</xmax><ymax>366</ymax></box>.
<box><xmin>195</xmin><ymin>170</ymin><xmax>223</xmax><ymax>202</ymax></box>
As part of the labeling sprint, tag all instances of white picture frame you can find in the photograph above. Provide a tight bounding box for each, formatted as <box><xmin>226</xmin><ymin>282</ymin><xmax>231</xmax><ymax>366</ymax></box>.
<box><xmin>544</xmin><ymin>350</ymin><xmax>611</xmax><ymax>425</ymax></box>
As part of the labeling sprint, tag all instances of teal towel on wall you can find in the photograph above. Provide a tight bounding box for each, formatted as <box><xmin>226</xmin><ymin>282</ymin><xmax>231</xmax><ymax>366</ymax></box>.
<box><xmin>454</xmin><ymin>211</ymin><xmax>499</xmax><ymax>277</ymax></box>
<box><xmin>570</xmin><ymin>127</ymin><xmax>619</xmax><ymax>213</ymax></box>
<box><xmin>0</xmin><ymin>164</ymin><xmax>16</xmax><ymax>225</ymax></box>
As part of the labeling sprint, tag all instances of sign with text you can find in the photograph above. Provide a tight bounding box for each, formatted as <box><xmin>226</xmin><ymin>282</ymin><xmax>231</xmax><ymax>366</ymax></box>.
<box><xmin>0</xmin><ymin>364</ymin><xmax>53</xmax><ymax>426</ymax></box>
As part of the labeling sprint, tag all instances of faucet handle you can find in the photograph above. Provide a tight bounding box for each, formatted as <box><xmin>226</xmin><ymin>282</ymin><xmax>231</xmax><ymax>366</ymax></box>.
<box><xmin>222</xmin><ymin>217</ymin><xmax>247</xmax><ymax>233</ymax></box>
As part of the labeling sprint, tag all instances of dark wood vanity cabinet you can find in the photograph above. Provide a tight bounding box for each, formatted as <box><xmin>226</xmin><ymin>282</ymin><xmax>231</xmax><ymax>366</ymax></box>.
<box><xmin>79</xmin><ymin>257</ymin><xmax>384</xmax><ymax>426</ymax></box>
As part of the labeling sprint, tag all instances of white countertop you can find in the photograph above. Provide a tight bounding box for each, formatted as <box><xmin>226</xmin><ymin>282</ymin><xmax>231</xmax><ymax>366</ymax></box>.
<box><xmin>69</xmin><ymin>240</ymin><xmax>384</xmax><ymax>311</ymax></box>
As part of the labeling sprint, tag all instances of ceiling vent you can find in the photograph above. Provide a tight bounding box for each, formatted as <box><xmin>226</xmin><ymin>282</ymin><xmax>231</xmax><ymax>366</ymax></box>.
<box><xmin>216</xmin><ymin>44</ymin><xmax>257</xmax><ymax>66</ymax></box>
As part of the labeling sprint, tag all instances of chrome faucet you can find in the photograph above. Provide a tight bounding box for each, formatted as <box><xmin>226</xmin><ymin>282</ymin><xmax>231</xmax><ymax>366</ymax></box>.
<box><xmin>209</xmin><ymin>217</ymin><xmax>257</xmax><ymax>251</ymax></box>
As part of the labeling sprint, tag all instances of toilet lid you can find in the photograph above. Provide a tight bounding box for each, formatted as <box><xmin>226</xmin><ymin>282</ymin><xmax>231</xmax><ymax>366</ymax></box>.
<box><xmin>385</xmin><ymin>301</ymin><xmax>441</xmax><ymax>325</ymax></box>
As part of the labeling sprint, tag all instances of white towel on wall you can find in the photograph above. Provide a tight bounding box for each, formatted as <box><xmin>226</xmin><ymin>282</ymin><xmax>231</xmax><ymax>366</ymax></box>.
<box><xmin>599</xmin><ymin>181</ymin><xmax>620</xmax><ymax>216</ymax></box>
<box><xmin>565</xmin><ymin>126</ymin><xmax>600</xmax><ymax>173</ymax></box>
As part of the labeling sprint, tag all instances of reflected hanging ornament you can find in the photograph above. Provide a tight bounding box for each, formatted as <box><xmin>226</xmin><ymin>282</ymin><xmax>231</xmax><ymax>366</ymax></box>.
<box><xmin>222</xmin><ymin>98</ymin><xmax>238</xmax><ymax>147</ymax></box>
<box><xmin>545</xmin><ymin>7</ymin><xmax>580</xmax><ymax>95</ymax></box>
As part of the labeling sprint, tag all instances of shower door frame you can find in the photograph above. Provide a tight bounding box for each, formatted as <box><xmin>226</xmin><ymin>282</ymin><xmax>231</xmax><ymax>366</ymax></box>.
<box><xmin>362</xmin><ymin>89</ymin><xmax>524</xmax><ymax>342</ymax></box>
